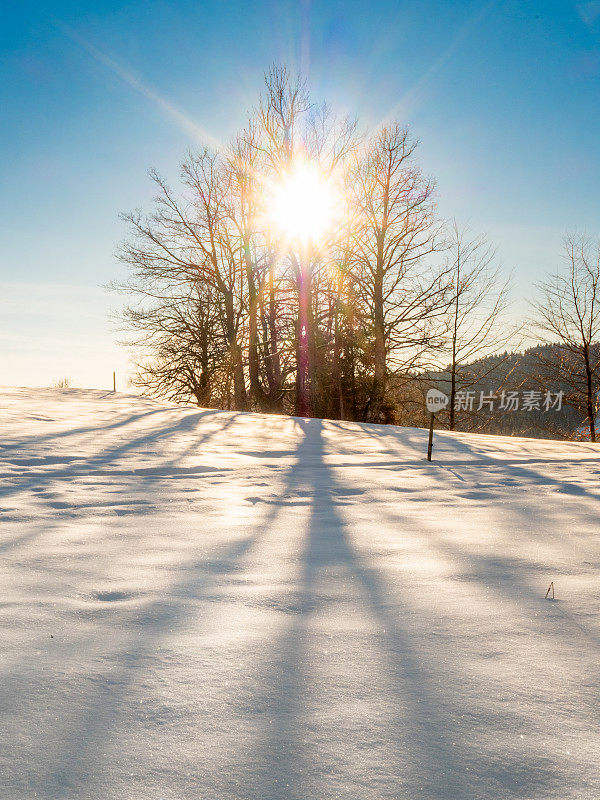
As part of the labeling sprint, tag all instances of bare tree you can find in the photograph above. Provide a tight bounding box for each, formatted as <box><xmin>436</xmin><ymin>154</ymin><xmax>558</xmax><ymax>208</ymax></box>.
<box><xmin>180</xmin><ymin>152</ymin><xmax>248</xmax><ymax>410</ymax></box>
<box><xmin>531</xmin><ymin>234</ymin><xmax>600</xmax><ymax>441</ymax></box>
<box><xmin>253</xmin><ymin>68</ymin><xmax>359</xmax><ymax>417</ymax></box>
<box><xmin>116</xmin><ymin>153</ymin><xmax>250</xmax><ymax>411</ymax></box>
<box><xmin>349</xmin><ymin>123</ymin><xmax>448</xmax><ymax>422</ymax></box>
<box><xmin>120</xmin><ymin>282</ymin><xmax>225</xmax><ymax>406</ymax></box>
<box><xmin>227</xmin><ymin>127</ymin><xmax>276</xmax><ymax>411</ymax></box>
<box><xmin>256</xmin><ymin>66</ymin><xmax>314</xmax><ymax>415</ymax></box>
<box><xmin>441</xmin><ymin>221</ymin><xmax>516</xmax><ymax>430</ymax></box>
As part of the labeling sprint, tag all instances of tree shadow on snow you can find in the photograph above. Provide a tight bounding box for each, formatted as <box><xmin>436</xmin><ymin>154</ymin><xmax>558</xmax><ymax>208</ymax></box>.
<box><xmin>250</xmin><ymin>419</ymin><xmax>562</xmax><ymax>800</ymax></box>
<box><xmin>1</xmin><ymin>415</ymin><xmax>306</xmax><ymax>800</ymax></box>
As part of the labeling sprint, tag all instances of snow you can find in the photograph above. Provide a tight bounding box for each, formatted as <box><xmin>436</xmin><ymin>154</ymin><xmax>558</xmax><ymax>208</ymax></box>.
<box><xmin>1</xmin><ymin>386</ymin><xmax>599</xmax><ymax>800</ymax></box>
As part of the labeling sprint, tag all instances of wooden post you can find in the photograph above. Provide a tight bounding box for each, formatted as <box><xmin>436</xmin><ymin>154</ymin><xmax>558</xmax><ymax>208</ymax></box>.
<box><xmin>113</xmin><ymin>371</ymin><xmax>116</xmax><ymax>393</ymax></box>
<box><xmin>427</xmin><ymin>412</ymin><xmax>435</xmax><ymax>461</ymax></box>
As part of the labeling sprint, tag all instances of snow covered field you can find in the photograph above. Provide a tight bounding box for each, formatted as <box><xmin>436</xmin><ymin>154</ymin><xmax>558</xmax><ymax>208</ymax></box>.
<box><xmin>1</xmin><ymin>387</ymin><xmax>599</xmax><ymax>800</ymax></box>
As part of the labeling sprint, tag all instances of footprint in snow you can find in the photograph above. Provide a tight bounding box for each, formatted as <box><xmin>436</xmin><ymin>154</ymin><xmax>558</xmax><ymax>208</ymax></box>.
<box><xmin>93</xmin><ymin>590</ymin><xmax>132</xmax><ymax>602</ymax></box>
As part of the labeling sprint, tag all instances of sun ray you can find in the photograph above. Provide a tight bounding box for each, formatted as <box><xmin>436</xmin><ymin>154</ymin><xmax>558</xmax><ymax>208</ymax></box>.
<box><xmin>55</xmin><ymin>20</ymin><xmax>224</xmax><ymax>153</ymax></box>
<box><xmin>371</xmin><ymin>0</ymin><xmax>497</xmax><ymax>132</ymax></box>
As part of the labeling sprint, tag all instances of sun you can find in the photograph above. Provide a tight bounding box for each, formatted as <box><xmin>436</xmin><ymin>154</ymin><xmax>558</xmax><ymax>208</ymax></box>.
<box><xmin>268</xmin><ymin>164</ymin><xmax>340</xmax><ymax>245</ymax></box>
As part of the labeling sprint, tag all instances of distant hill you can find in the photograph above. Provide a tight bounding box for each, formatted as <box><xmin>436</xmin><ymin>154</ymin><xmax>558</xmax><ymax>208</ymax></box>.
<box><xmin>420</xmin><ymin>344</ymin><xmax>588</xmax><ymax>440</ymax></box>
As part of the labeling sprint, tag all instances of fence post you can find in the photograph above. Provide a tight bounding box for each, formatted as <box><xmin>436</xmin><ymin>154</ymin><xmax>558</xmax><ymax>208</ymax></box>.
<box><xmin>427</xmin><ymin>412</ymin><xmax>435</xmax><ymax>461</ymax></box>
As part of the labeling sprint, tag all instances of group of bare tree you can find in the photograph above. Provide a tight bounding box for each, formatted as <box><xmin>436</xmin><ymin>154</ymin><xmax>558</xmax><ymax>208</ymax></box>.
<box><xmin>114</xmin><ymin>67</ymin><xmax>599</xmax><ymax>440</ymax></box>
<box><xmin>531</xmin><ymin>235</ymin><xmax>600</xmax><ymax>441</ymax></box>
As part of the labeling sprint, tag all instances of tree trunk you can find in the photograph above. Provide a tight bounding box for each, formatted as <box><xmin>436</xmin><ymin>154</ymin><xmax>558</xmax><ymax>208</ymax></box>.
<box><xmin>296</xmin><ymin>254</ymin><xmax>311</xmax><ymax>417</ymax></box>
<box><xmin>267</xmin><ymin>261</ymin><xmax>283</xmax><ymax>411</ymax></box>
<box><xmin>224</xmin><ymin>290</ymin><xmax>247</xmax><ymax>411</ymax></box>
<box><xmin>449</xmin><ymin>269</ymin><xmax>460</xmax><ymax>430</ymax></box>
<box><xmin>449</xmin><ymin>366</ymin><xmax>457</xmax><ymax>430</ymax></box>
<box><xmin>332</xmin><ymin>277</ymin><xmax>344</xmax><ymax>420</ymax></box>
<box><xmin>584</xmin><ymin>346</ymin><xmax>596</xmax><ymax>442</ymax></box>
<box><xmin>371</xmin><ymin>256</ymin><xmax>386</xmax><ymax>422</ymax></box>
<box><xmin>244</xmin><ymin>247</ymin><xmax>270</xmax><ymax>412</ymax></box>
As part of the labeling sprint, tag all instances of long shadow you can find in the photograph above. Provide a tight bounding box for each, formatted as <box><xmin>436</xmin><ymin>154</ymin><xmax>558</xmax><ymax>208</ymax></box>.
<box><xmin>253</xmin><ymin>419</ymin><xmax>559</xmax><ymax>799</ymax></box>
<box><xmin>0</xmin><ymin>408</ymin><xmax>242</xmax><ymax>567</ymax></box>
<box><xmin>0</xmin><ymin>409</ymin><xmax>237</xmax><ymax>505</ymax></box>
<box><xmin>254</xmin><ymin>419</ymin><xmax>455</xmax><ymax>798</ymax></box>
<box><xmin>1</xmin><ymin>407</ymin><xmax>169</xmax><ymax>451</ymax></box>
<box><xmin>327</xmin><ymin>418</ymin><xmax>600</xmax><ymax>503</ymax></box>
<box><xmin>443</xmin><ymin>433</ymin><xmax>600</xmax><ymax>496</ymax></box>
<box><xmin>4</xmin><ymin>419</ymin><xmax>305</xmax><ymax>800</ymax></box>
<box><xmin>378</xmin><ymin>470</ymin><xmax>600</xmax><ymax>654</ymax></box>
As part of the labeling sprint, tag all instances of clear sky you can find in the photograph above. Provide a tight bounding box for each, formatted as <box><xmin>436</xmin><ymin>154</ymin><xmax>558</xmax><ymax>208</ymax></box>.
<box><xmin>1</xmin><ymin>0</ymin><xmax>599</xmax><ymax>389</ymax></box>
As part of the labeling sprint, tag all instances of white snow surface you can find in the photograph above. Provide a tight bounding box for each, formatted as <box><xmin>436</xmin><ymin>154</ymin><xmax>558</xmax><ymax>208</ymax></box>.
<box><xmin>1</xmin><ymin>387</ymin><xmax>599</xmax><ymax>800</ymax></box>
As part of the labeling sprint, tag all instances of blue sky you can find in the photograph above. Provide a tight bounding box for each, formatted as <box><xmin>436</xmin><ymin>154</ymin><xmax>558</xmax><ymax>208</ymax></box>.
<box><xmin>1</xmin><ymin>0</ymin><xmax>599</xmax><ymax>388</ymax></box>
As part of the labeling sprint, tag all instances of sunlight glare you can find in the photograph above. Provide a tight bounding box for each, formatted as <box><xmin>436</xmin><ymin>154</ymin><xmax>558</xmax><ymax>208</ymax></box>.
<box><xmin>268</xmin><ymin>165</ymin><xmax>340</xmax><ymax>245</ymax></box>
